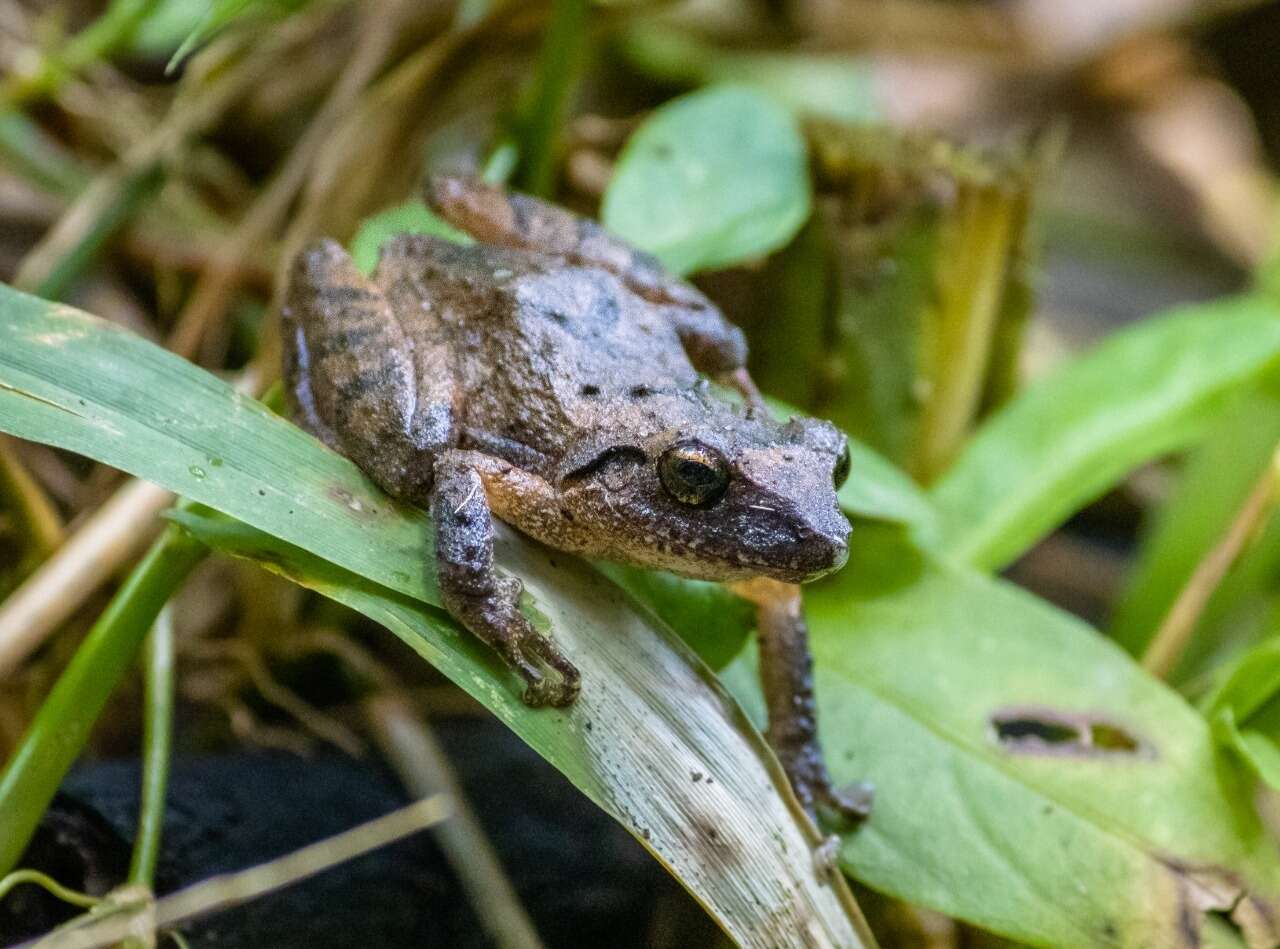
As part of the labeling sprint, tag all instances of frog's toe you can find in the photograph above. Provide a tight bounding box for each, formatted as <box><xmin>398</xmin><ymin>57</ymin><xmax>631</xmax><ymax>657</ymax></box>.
<box><xmin>816</xmin><ymin>779</ymin><xmax>874</xmax><ymax>827</ymax></box>
<box><xmin>522</xmin><ymin>633</ymin><xmax>581</xmax><ymax>707</ymax></box>
<box><xmin>519</xmin><ymin>669</ymin><xmax>556</xmax><ymax>708</ymax></box>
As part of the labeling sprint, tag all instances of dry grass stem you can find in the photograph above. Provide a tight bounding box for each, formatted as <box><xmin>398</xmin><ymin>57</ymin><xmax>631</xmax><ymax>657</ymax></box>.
<box><xmin>165</xmin><ymin>0</ymin><xmax>413</xmax><ymax>360</ymax></box>
<box><xmin>0</xmin><ymin>479</ymin><xmax>172</xmax><ymax>676</ymax></box>
<box><xmin>1142</xmin><ymin>442</ymin><xmax>1280</xmax><ymax>678</ymax></box>
<box><xmin>365</xmin><ymin>693</ymin><xmax>545</xmax><ymax>949</ymax></box>
<box><xmin>24</xmin><ymin>795</ymin><xmax>453</xmax><ymax>949</ymax></box>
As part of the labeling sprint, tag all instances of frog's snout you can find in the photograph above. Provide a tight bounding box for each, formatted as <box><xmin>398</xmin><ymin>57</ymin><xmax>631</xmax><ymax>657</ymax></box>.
<box><xmin>787</xmin><ymin>512</ymin><xmax>851</xmax><ymax>581</ymax></box>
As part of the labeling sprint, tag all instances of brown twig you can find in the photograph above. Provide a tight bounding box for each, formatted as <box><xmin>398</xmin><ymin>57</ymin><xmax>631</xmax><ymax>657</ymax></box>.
<box><xmin>1141</xmin><ymin>442</ymin><xmax>1280</xmax><ymax>679</ymax></box>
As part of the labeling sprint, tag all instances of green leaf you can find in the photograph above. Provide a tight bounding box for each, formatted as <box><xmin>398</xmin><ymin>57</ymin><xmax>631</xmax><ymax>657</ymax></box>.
<box><xmin>593</xmin><ymin>564</ymin><xmax>753</xmax><ymax>670</ymax></box>
<box><xmin>1213</xmin><ymin>707</ymin><xmax>1280</xmax><ymax>791</ymax></box>
<box><xmin>1199</xmin><ymin>636</ymin><xmax>1280</xmax><ymax>790</ymax></box>
<box><xmin>931</xmin><ymin>295</ymin><xmax>1280</xmax><ymax>571</ymax></box>
<box><xmin>1201</xmin><ymin>638</ymin><xmax>1280</xmax><ymax>724</ymax></box>
<box><xmin>348</xmin><ymin>200</ymin><xmax>472</xmax><ymax>275</ymax></box>
<box><xmin>602</xmin><ymin>84</ymin><xmax>811</xmax><ymax>276</ymax></box>
<box><xmin>791</xmin><ymin>525</ymin><xmax>1280</xmax><ymax>946</ymax></box>
<box><xmin>0</xmin><ymin>285</ymin><xmax>873</xmax><ymax>948</ymax></box>
<box><xmin>839</xmin><ymin>437</ymin><xmax>937</xmax><ymax>538</ymax></box>
<box><xmin>1110</xmin><ymin>392</ymin><xmax>1280</xmax><ymax>668</ymax></box>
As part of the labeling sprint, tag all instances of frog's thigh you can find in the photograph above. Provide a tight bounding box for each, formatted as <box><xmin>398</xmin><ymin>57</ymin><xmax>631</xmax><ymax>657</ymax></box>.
<box><xmin>432</xmin><ymin>451</ymin><xmax>580</xmax><ymax>707</ymax></box>
<box><xmin>285</xmin><ymin>239</ymin><xmax>453</xmax><ymax>501</ymax></box>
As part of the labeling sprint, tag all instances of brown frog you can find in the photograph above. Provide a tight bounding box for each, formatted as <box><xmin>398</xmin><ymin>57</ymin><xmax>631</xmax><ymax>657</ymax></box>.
<box><xmin>283</xmin><ymin>177</ymin><xmax>871</xmax><ymax>822</ymax></box>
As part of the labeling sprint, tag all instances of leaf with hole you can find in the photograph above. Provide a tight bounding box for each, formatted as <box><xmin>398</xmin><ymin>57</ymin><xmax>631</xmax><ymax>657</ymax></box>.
<box><xmin>0</xmin><ymin>285</ymin><xmax>873</xmax><ymax>949</ymax></box>
<box><xmin>602</xmin><ymin>84</ymin><xmax>811</xmax><ymax>276</ymax></box>
<box><xmin>720</xmin><ymin>524</ymin><xmax>1280</xmax><ymax>947</ymax></box>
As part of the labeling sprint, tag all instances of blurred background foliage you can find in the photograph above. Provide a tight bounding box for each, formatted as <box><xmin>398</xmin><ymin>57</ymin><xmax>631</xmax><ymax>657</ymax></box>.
<box><xmin>3</xmin><ymin>0</ymin><xmax>1280</xmax><ymax>947</ymax></box>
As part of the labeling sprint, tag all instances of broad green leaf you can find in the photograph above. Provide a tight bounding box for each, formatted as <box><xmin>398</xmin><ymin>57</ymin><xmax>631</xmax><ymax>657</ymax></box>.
<box><xmin>0</xmin><ymin>285</ymin><xmax>872</xmax><ymax>948</ymax></box>
<box><xmin>348</xmin><ymin>200</ymin><xmax>472</xmax><ymax>275</ymax></box>
<box><xmin>932</xmin><ymin>295</ymin><xmax>1280</xmax><ymax>571</ymax></box>
<box><xmin>602</xmin><ymin>84</ymin><xmax>811</xmax><ymax>276</ymax></box>
<box><xmin>839</xmin><ymin>437</ymin><xmax>937</xmax><ymax>538</ymax></box>
<box><xmin>791</xmin><ymin>526</ymin><xmax>1280</xmax><ymax>947</ymax></box>
<box><xmin>1110</xmin><ymin>392</ymin><xmax>1280</xmax><ymax>670</ymax></box>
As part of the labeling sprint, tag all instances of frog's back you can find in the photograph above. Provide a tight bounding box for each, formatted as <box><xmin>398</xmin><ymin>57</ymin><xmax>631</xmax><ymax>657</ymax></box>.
<box><xmin>373</xmin><ymin>235</ymin><xmax>700</xmax><ymax>455</ymax></box>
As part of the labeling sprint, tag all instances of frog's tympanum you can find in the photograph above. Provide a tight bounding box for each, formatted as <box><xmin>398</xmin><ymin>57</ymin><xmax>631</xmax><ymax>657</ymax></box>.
<box><xmin>284</xmin><ymin>177</ymin><xmax>871</xmax><ymax>822</ymax></box>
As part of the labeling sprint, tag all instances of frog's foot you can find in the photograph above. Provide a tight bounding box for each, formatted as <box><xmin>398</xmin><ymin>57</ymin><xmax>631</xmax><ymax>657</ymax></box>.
<box><xmin>778</xmin><ymin>741</ymin><xmax>875</xmax><ymax>829</ymax></box>
<box><xmin>450</xmin><ymin>575</ymin><xmax>580</xmax><ymax>709</ymax></box>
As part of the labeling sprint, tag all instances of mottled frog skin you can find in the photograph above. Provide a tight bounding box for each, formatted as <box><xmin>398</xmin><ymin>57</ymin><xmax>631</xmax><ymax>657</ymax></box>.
<box><xmin>283</xmin><ymin>177</ymin><xmax>867</xmax><ymax>822</ymax></box>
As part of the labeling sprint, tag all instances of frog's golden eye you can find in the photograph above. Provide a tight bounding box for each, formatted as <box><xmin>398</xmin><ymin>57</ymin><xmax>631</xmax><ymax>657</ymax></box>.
<box><xmin>833</xmin><ymin>439</ymin><xmax>851</xmax><ymax>490</ymax></box>
<box><xmin>658</xmin><ymin>441</ymin><xmax>729</xmax><ymax>507</ymax></box>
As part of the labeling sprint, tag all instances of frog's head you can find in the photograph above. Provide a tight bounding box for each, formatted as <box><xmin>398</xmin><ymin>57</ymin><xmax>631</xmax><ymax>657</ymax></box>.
<box><xmin>557</xmin><ymin>412</ymin><xmax>852</xmax><ymax>583</ymax></box>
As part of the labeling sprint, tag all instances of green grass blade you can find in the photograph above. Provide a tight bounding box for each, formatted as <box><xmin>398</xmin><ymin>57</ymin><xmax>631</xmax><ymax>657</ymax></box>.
<box><xmin>931</xmin><ymin>295</ymin><xmax>1280</xmax><ymax>571</ymax></box>
<box><xmin>0</xmin><ymin>526</ymin><xmax>205</xmax><ymax>875</ymax></box>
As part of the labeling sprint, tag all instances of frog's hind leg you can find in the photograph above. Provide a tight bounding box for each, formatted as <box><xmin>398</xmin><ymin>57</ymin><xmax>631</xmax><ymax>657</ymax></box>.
<box><xmin>284</xmin><ymin>238</ymin><xmax>454</xmax><ymax>503</ymax></box>
<box><xmin>431</xmin><ymin>450</ymin><xmax>581</xmax><ymax>708</ymax></box>
<box><xmin>425</xmin><ymin>176</ymin><xmax>758</xmax><ymax>399</ymax></box>
<box><xmin>734</xmin><ymin>578</ymin><xmax>873</xmax><ymax>828</ymax></box>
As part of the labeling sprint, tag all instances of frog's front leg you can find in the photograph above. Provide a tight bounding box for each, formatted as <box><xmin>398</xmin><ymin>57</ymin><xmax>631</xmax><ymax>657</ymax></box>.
<box><xmin>432</xmin><ymin>450</ymin><xmax>582</xmax><ymax>708</ymax></box>
<box><xmin>735</xmin><ymin>578</ymin><xmax>874</xmax><ymax>826</ymax></box>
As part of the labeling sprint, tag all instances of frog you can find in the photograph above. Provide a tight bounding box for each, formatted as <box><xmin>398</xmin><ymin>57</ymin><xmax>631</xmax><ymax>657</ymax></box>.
<box><xmin>282</xmin><ymin>176</ymin><xmax>872</xmax><ymax>823</ymax></box>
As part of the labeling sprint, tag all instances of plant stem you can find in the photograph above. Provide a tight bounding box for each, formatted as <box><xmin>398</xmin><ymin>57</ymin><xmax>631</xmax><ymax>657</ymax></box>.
<box><xmin>1142</xmin><ymin>442</ymin><xmax>1280</xmax><ymax>679</ymax></box>
<box><xmin>912</xmin><ymin>182</ymin><xmax>1020</xmax><ymax>482</ymax></box>
<box><xmin>0</xmin><ymin>434</ymin><xmax>65</xmax><ymax>560</ymax></box>
<box><xmin>515</xmin><ymin>0</ymin><xmax>589</xmax><ymax>197</ymax></box>
<box><xmin>0</xmin><ymin>479</ymin><xmax>174</xmax><ymax>677</ymax></box>
<box><xmin>364</xmin><ymin>694</ymin><xmax>544</xmax><ymax>949</ymax></box>
<box><xmin>0</xmin><ymin>525</ymin><xmax>206</xmax><ymax>876</ymax></box>
<box><xmin>0</xmin><ymin>868</ymin><xmax>101</xmax><ymax>909</ymax></box>
<box><xmin>128</xmin><ymin>605</ymin><xmax>176</xmax><ymax>888</ymax></box>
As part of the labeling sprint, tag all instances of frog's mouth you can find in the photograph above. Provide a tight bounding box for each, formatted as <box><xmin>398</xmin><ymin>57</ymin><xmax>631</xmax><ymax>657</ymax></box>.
<box><xmin>711</xmin><ymin>533</ymin><xmax>850</xmax><ymax>584</ymax></box>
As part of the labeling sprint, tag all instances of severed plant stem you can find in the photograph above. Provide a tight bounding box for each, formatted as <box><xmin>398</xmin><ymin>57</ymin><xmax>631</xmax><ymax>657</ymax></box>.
<box><xmin>128</xmin><ymin>605</ymin><xmax>177</xmax><ymax>888</ymax></box>
<box><xmin>0</xmin><ymin>525</ymin><xmax>207</xmax><ymax>876</ymax></box>
<box><xmin>1142</xmin><ymin>442</ymin><xmax>1280</xmax><ymax>679</ymax></box>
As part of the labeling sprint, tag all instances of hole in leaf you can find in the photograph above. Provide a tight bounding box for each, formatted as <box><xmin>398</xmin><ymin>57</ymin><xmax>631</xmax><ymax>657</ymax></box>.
<box><xmin>991</xmin><ymin>708</ymin><xmax>1151</xmax><ymax>758</ymax></box>
<box><xmin>1089</xmin><ymin>723</ymin><xmax>1140</xmax><ymax>752</ymax></box>
<box><xmin>993</xmin><ymin>717</ymin><xmax>1082</xmax><ymax>746</ymax></box>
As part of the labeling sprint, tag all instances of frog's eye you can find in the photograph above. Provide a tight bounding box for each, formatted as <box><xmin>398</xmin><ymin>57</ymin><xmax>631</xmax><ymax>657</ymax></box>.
<box><xmin>658</xmin><ymin>440</ymin><xmax>729</xmax><ymax>507</ymax></box>
<box><xmin>833</xmin><ymin>439</ymin><xmax>851</xmax><ymax>490</ymax></box>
